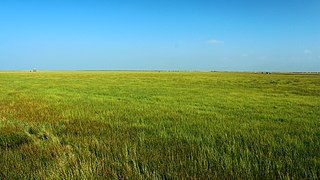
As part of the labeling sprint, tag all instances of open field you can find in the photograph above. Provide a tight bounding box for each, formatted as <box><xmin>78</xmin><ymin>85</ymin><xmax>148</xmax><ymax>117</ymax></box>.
<box><xmin>0</xmin><ymin>71</ymin><xmax>319</xmax><ymax>179</ymax></box>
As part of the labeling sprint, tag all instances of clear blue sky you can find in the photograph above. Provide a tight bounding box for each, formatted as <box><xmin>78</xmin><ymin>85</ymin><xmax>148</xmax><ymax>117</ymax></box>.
<box><xmin>1</xmin><ymin>0</ymin><xmax>319</xmax><ymax>71</ymax></box>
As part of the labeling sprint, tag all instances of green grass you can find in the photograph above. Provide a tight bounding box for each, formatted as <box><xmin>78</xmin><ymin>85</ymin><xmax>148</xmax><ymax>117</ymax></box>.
<box><xmin>0</xmin><ymin>71</ymin><xmax>319</xmax><ymax>179</ymax></box>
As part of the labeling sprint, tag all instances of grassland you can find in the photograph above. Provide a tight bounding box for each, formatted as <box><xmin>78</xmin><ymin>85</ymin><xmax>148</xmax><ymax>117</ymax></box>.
<box><xmin>0</xmin><ymin>71</ymin><xmax>319</xmax><ymax>179</ymax></box>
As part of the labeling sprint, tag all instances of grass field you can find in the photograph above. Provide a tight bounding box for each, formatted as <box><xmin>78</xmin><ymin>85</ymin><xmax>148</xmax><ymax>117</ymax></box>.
<box><xmin>0</xmin><ymin>71</ymin><xmax>319</xmax><ymax>179</ymax></box>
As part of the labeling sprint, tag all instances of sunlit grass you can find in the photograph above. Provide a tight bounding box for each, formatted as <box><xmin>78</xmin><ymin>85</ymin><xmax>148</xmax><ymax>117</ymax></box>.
<box><xmin>0</xmin><ymin>71</ymin><xmax>319</xmax><ymax>178</ymax></box>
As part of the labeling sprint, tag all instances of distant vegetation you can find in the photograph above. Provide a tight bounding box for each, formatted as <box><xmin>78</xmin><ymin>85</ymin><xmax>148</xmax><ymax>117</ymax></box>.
<box><xmin>0</xmin><ymin>71</ymin><xmax>319</xmax><ymax>179</ymax></box>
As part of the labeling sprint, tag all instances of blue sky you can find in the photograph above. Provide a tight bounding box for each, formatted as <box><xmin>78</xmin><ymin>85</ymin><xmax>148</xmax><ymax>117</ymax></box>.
<box><xmin>1</xmin><ymin>0</ymin><xmax>319</xmax><ymax>71</ymax></box>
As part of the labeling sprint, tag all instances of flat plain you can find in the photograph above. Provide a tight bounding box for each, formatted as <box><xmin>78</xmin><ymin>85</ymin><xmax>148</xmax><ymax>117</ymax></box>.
<box><xmin>0</xmin><ymin>71</ymin><xmax>319</xmax><ymax>179</ymax></box>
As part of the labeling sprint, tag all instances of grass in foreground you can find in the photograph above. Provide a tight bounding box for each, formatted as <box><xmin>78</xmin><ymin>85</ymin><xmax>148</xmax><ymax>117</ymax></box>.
<box><xmin>0</xmin><ymin>71</ymin><xmax>319</xmax><ymax>179</ymax></box>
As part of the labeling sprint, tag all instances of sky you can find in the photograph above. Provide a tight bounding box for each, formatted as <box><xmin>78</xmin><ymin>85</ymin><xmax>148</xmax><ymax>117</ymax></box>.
<box><xmin>0</xmin><ymin>0</ymin><xmax>320</xmax><ymax>71</ymax></box>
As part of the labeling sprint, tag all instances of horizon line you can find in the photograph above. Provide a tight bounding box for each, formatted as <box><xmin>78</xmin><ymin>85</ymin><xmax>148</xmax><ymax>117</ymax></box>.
<box><xmin>0</xmin><ymin>69</ymin><xmax>319</xmax><ymax>73</ymax></box>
